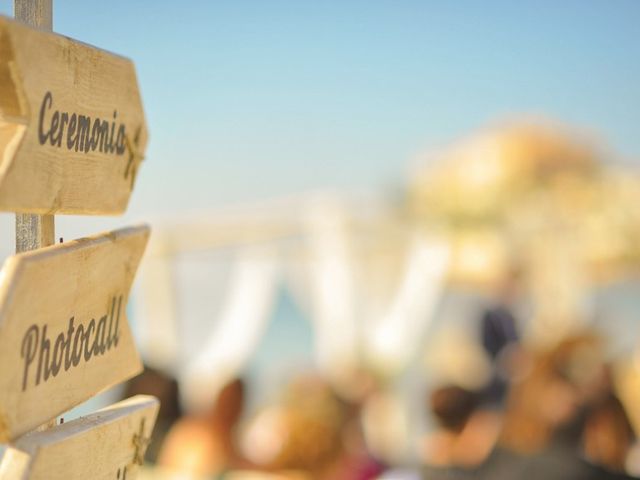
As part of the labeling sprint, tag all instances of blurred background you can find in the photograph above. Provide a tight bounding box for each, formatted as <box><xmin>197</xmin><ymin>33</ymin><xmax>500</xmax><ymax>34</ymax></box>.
<box><xmin>2</xmin><ymin>1</ymin><xmax>640</xmax><ymax>479</ymax></box>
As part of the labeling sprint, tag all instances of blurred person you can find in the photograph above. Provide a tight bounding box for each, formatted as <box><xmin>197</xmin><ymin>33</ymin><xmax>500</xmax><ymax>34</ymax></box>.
<box><xmin>419</xmin><ymin>385</ymin><xmax>501</xmax><ymax>479</ymax></box>
<box><xmin>330</xmin><ymin>391</ymin><xmax>387</xmax><ymax>480</ymax></box>
<box><xmin>583</xmin><ymin>393</ymin><xmax>636</xmax><ymax>474</ymax></box>
<box><xmin>241</xmin><ymin>374</ymin><xmax>385</xmax><ymax>480</ymax></box>
<box><xmin>498</xmin><ymin>334</ymin><xmax>605</xmax><ymax>455</ymax></box>
<box><xmin>481</xmin><ymin>332</ymin><xmax>637</xmax><ymax>480</ymax></box>
<box><xmin>241</xmin><ymin>375</ymin><xmax>344</xmax><ymax>478</ymax></box>
<box><xmin>158</xmin><ymin>378</ymin><xmax>248</xmax><ymax>478</ymax></box>
<box><xmin>479</xmin><ymin>268</ymin><xmax>522</xmax><ymax>407</ymax></box>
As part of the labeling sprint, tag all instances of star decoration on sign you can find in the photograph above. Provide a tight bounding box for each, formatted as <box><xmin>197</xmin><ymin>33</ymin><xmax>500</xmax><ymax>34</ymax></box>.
<box><xmin>124</xmin><ymin>126</ymin><xmax>144</xmax><ymax>191</ymax></box>
<box><xmin>131</xmin><ymin>418</ymin><xmax>150</xmax><ymax>466</ymax></box>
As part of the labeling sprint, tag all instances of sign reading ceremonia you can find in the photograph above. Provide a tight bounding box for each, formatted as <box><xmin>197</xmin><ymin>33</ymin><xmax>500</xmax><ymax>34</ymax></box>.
<box><xmin>0</xmin><ymin>16</ymin><xmax>148</xmax><ymax>215</ymax></box>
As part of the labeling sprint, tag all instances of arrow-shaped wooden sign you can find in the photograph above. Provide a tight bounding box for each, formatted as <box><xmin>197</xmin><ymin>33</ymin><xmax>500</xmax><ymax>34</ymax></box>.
<box><xmin>0</xmin><ymin>395</ymin><xmax>158</xmax><ymax>480</ymax></box>
<box><xmin>0</xmin><ymin>16</ymin><xmax>148</xmax><ymax>215</ymax></box>
<box><xmin>0</xmin><ymin>225</ymin><xmax>149</xmax><ymax>441</ymax></box>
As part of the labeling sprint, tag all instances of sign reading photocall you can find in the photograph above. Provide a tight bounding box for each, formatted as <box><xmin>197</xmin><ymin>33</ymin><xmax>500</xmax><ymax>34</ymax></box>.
<box><xmin>0</xmin><ymin>225</ymin><xmax>150</xmax><ymax>441</ymax></box>
<box><xmin>0</xmin><ymin>16</ymin><xmax>148</xmax><ymax>215</ymax></box>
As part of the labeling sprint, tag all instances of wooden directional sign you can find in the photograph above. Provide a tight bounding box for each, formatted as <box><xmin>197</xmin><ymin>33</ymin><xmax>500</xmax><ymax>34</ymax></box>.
<box><xmin>0</xmin><ymin>395</ymin><xmax>158</xmax><ymax>480</ymax></box>
<box><xmin>0</xmin><ymin>225</ymin><xmax>149</xmax><ymax>441</ymax></box>
<box><xmin>0</xmin><ymin>16</ymin><xmax>148</xmax><ymax>215</ymax></box>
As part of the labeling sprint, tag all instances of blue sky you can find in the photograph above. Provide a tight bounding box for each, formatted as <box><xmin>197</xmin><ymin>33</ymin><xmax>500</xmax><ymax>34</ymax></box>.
<box><xmin>2</xmin><ymin>1</ymin><xmax>640</xmax><ymax>215</ymax></box>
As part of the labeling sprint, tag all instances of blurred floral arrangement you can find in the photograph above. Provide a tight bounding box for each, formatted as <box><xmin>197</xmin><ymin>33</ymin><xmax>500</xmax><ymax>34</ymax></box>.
<box><xmin>407</xmin><ymin>121</ymin><xmax>640</xmax><ymax>289</ymax></box>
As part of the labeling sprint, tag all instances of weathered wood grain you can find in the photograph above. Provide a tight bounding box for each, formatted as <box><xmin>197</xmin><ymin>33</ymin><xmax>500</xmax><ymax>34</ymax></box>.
<box><xmin>15</xmin><ymin>214</ymin><xmax>54</xmax><ymax>252</ymax></box>
<box><xmin>0</xmin><ymin>225</ymin><xmax>150</xmax><ymax>440</ymax></box>
<box><xmin>13</xmin><ymin>0</ymin><xmax>52</xmax><ymax>30</ymax></box>
<box><xmin>0</xmin><ymin>15</ymin><xmax>147</xmax><ymax>215</ymax></box>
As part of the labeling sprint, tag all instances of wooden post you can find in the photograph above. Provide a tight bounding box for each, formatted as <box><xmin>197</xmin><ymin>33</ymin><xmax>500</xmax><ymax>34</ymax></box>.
<box><xmin>13</xmin><ymin>0</ymin><xmax>55</xmax><ymax>433</ymax></box>
<box><xmin>14</xmin><ymin>0</ymin><xmax>52</xmax><ymax>29</ymax></box>
<box><xmin>14</xmin><ymin>0</ymin><xmax>54</xmax><ymax>253</ymax></box>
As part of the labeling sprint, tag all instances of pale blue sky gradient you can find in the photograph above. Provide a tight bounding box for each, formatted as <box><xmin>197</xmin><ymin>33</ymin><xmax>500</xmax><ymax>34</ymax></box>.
<box><xmin>2</xmin><ymin>1</ymin><xmax>640</xmax><ymax>215</ymax></box>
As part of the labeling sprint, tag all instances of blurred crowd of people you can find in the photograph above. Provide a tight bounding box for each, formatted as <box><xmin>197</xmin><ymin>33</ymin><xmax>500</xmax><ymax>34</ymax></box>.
<box><xmin>126</xmin><ymin>121</ymin><xmax>640</xmax><ymax>479</ymax></box>
<box><xmin>129</xmin><ymin>282</ymin><xmax>640</xmax><ymax>480</ymax></box>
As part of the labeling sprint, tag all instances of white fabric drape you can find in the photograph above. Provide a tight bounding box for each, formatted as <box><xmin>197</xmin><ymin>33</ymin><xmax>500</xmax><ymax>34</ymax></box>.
<box><xmin>365</xmin><ymin>237</ymin><xmax>450</xmax><ymax>375</ymax></box>
<box><xmin>178</xmin><ymin>246</ymin><xmax>279</xmax><ymax>412</ymax></box>
<box><xmin>134</xmin><ymin>198</ymin><xmax>450</xmax><ymax>407</ymax></box>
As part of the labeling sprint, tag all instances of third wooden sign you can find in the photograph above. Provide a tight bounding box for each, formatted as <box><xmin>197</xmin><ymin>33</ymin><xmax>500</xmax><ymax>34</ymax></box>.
<box><xmin>0</xmin><ymin>395</ymin><xmax>159</xmax><ymax>480</ymax></box>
